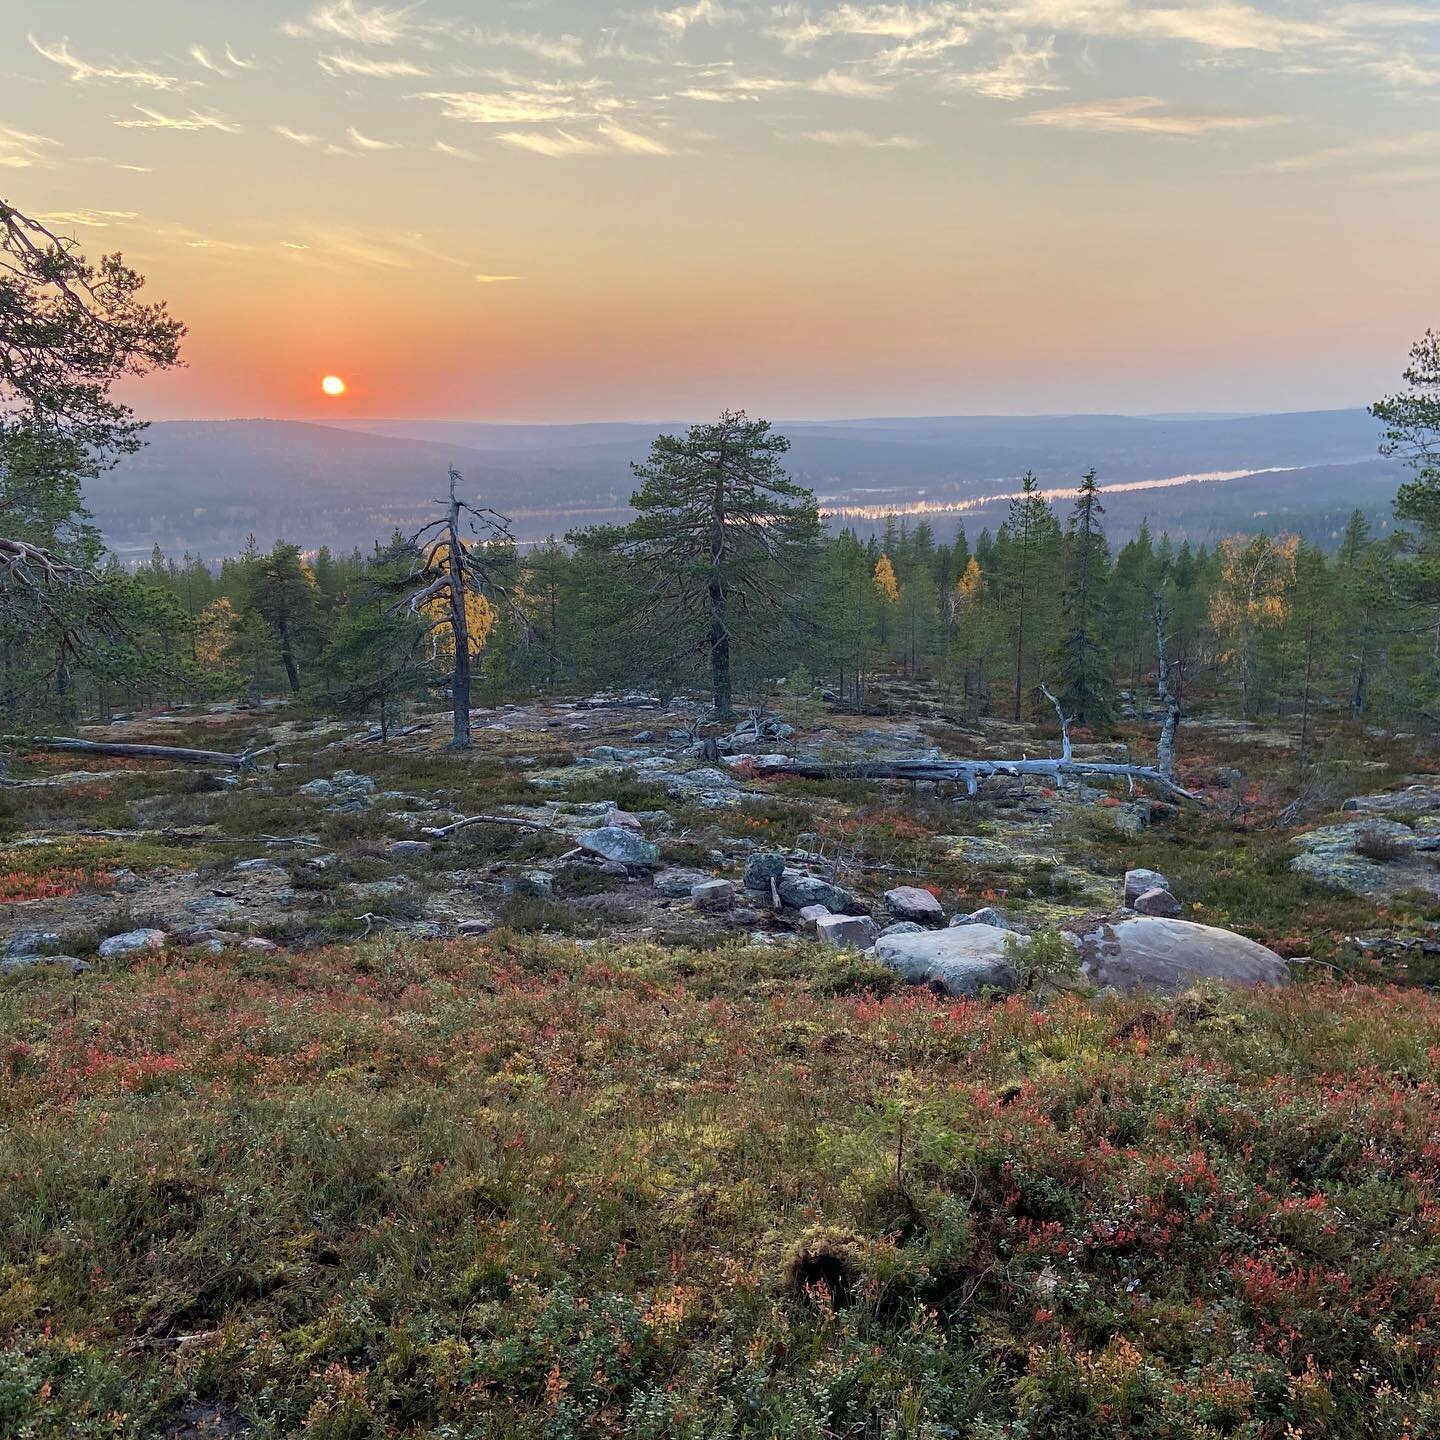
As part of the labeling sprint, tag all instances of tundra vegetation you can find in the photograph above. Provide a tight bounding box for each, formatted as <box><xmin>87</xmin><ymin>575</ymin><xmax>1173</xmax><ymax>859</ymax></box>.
<box><xmin>3</xmin><ymin>203</ymin><xmax>1440</xmax><ymax>1438</ymax></box>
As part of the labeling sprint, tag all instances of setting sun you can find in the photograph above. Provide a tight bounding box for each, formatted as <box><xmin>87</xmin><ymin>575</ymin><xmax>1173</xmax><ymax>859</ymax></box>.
<box><xmin>321</xmin><ymin>374</ymin><xmax>346</xmax><ymax>397</ymax></box>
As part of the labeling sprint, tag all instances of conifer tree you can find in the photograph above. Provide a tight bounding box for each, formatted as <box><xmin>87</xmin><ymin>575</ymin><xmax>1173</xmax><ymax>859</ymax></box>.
<box><xmin>997</xmin><ymin>472</ymin><xmax>1062</xmax><ymax>720</ymax></box>
<box><xmin>1052</xmin><ymin>470</ymin><xmax>1116</xmax><ymax>727</ymax></box>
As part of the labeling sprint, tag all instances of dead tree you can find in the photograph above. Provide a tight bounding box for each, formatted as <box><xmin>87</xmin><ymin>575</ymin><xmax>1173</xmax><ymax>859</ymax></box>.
<box><xmin>6</xmin><ymin>736</ymin><xmax>266</xmax><ymax>769</ymax></box>
<box><xmin>393</xmin><ymin>469</ymin><xmax>523</xmax><ymax>751</ymax></box>
<box><xmin>1153</xmin><ymin>591</ymin><xmax>1182</xmax><ymax>782</ymax></box>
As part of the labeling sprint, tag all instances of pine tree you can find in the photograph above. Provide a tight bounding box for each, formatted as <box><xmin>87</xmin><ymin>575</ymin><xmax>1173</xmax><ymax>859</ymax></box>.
<box><xmin>997</xmin><ymin>472</ymin><xmax>1062</xmax><ymax>720</ymax></box>
<box><xmin>622</xmin><ymin>411</ymin><xmax>820</xmax><ymax>718</ymax></box>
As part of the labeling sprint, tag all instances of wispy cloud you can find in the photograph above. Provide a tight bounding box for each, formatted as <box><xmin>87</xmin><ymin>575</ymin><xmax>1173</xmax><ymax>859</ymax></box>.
<box><xmin>1263</xmin><ymin>129</ymin><xmax>1440</xmax><ymax>173</ymax></box>
<box><xmin>281</xmin><ymin>0</ymin><xmax>419</xmax><ymax>47</ymax></box>
<box><xmin>409</xmin><ymin>85</ymin><xmax>604</xmax><ymax>125</ymax></box>
<box><xmin>0</xmin><ymin>123</ymin><xmax>60</xmax><ymax>170</ymax></box>
<box><xmin>319</xmin><ymin>51</ymin><xmax>429</xmax><ymax>77</ymax></box>
<box><xmin>942</xmin><ymin>36</ymin><xmax>1060</xmax><ymax>100</ymax></box>
<box><xmin>115</xmin><ymin>106</ymin><xmax>243</xmax><ymax>133</ymax></box>
<box><xmin>464</xmin><ymin>30</ymin><xmax>586</xmax><ymax>67</ymax></box>
<box><xmin>474</xmin><ymin>272</ymin><xmax>522</xmax><ymax>283</ymax></box>
<box><xmin>496</xmin><ymin>122</ymin><xmax>674</xmax><ymax>157</ymax></box>
<box><xmin>1020</xmin><ymin>96</ymin><xmax>1286</xmax><ymax>136</ymax></box>
<box><xmin>432</xmin><ymin>138</ymin><xmax>480</xmax><ymax>159</ymax></box>
<box><xmin>809</xmin><ymin>68</ymin><xmax>893</xmax><ymax>97</ymax></box>
<box><xmin>346</xmin><ymin>125</ymin><xmax>402</xmax><ymax>150</ymax></box>
<box><xmin>37</xmin><ymin>208</ymin><xmax>139</xmax><ymax>228</ymax></box>
<box><xmin>188</xmin><ymin>44</ymin><xmax>254</xmax><ymax>77</ymax></box>
<box><xmin>273</xmin><ymin>124</ymin><xmax>321</xmax><ymax>146</ymax></box>
<box><xmin>653</xmin><ymin>1</ymin><xmax>741</xmax><ymax>37</ymax></box>
<box><xmin>801</xmin><ymin>127</ymin><xmax>921</xmax><ymax>148</ymax></box>
<box><xmin>29</xmin><ymin>35</ymin><xmax>192</xmax><ymax>91</ymax></box>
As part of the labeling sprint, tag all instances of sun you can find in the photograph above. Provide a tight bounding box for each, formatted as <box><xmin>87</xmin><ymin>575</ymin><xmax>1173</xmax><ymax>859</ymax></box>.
<box><xmin>321</xmin><ymin>374</ymin><xmax>347</xmax><ymax>397</ymax></box>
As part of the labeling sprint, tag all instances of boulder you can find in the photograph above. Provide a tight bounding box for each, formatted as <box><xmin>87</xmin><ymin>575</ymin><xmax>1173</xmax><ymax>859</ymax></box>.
<box><xmin>1076</xmin><ymin>917</ymin><xmax>1288</xmax><ymax>996</ymax></box>
<box><xmin>577</xmin><ymin>827</ymin><xmax>660</xmax><ymax>868</ymax></box>
<box><xmin>879</xmin><ymin>921</ymin><xmax>925</xmax><ymax>938</ymax></box>
<box><xmin>1</xmin><ymin>954</ymin><xmax>89</xmax><ymax>977</ymax></box>
<box><xmin>654</xmin><ymin>868</ymin><xmax>708</xmax><ymax>899</ymax></box>
<box><xmin>4</xmin><ymin>929</ymin><xmax>62</xmax><ymax>959</ymax></box>
<box><xmin>605</xmin><ymin>809</ymin><xmax>644</xmax><ymax>832</ymax></box>
<box><xmin>884</xmin><ymin>885</ymin><xmax>945</xmax><ymax>923</ymax></box>
<box><xmin>743</xmin><ymin>853</ymin><xmax>787</xmax><ymax>891</ymax></box>
<box><xmin>797</xmin><ymin>904</ymin><xmax>831</xmax><ymax>930</ymax></box>
<box><xmin>1133</xmin><ymin>886</ymin><xmax>1182</xmax><ymax>918</ymax></box>
<box><xmin>388</xmin><ymin>840</ymin><xmax>433</xmax><ymax>859</ymax></box>
<box><xmin>1124</xmin><ymin>868</ymin><xmax>1172</xmax><ymax>906</ymax></box>
<box><xmin>874</xmin><ymin>925</ymin><xmax>1022</xmax><ymax>998</ymax></box>
<box><xmin>98</xmin><ymin>928</ymin><xmax>167</xmax><ymax>960</ymax></box>
<box><xmin>815</xmin><ymin>914</ymin><xmax>880</xmax><ymax>951</ymax></box>
<box><xmin>950</xmin><ymin>906</ymin><xmax>1017</xmax><ymax>932</ymax></box>
<box><xmin>691</xmin><ymin>879</ymin><xmax>735</xmax><ymax>910</ymax></box>
<box><xmin>504</xmin><ymin>870</ymin><xmax>554</xmax><ymax>899</ymax></box>
<box><xmin>778</xmin><ymin>874</ymin><xmax>857</xmax><ymax>913</ymax></box>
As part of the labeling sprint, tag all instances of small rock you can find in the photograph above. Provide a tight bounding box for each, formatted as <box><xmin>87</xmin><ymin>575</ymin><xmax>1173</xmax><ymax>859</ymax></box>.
<box><xmin>1133</xmin><ymin>886</ymin><xmax>1182</xmax><ymax>918</ymax></box>
<box><xmin>577</xmin><ymin>827</ymin><xmax>660</xmax><ymax>868</ymax></box>
<box><xmin>597</xmin><ymin>860</ymin><xmax>629</xmax><ymax>878</ymax></box>
<box><xmin>691</xmin><ymin>879</ymin><xmax>735</xmax><ymax>910</ymax></box>
<box><xmin>797</xmin><ymin>903</ymin><xmax>831</xmax><ymax>929</ymax></box>
<box><xmin>884</xmin><ymin>885</ymin><xmax>945</xmax><ymax>923</ymax></box>
<box><xmin>605</xmin><ymin>809</ymin><xmax>644</xmax><ymax>832</ymax></box>
<box><xmin>950</xmin><ymin>906</ymin><xmax>1017</xmax><ymax>931</ymax></box>
<box><xmin>1123</xmin><ymin>867</ymin><xmax>1172</xmax><ymax>906</ymax></box>
<box><xmin>743</xmin><ymin>853</ymin><xmax>787</xmax><ymax>891</ymax></box>
<box><xmin>98</xmin><ymin>928</ymin><xmax>167</xmax><ymax>960</ymax></box>
<box><xmin>235</xmin><ymin>857</ymin><xmax>286</xmax><ymax>873</ymax></box>
<box><xmin>1</xmin><ymin>954</ymin><xmax>89</xmax><ymax>977</ymax></box>
<box><xmin>632</xmin><ymin>730</ymin><xmax>654</xmax><ymax>743</ymax></box>
<box><xmin>388</xmin><ymin>840</ymin><xmax>433</xmax><ymax>859</ymax></box>
<box><xmin>504</xmin><ymin>870</ymin><xmax>555</xmax><ymax>898</ymax></box>
<box><xmin>816</xmin><ymin>914</ymin><xmax>880</xmax><ymax>951</ymax></box>
<box><xmin>654</xmin><ymin>868</ymin><xmax>708</xmax><ymax>898</ymax></box>
<box><xmin>880</xmin><ymin>921</ymin><xmax>925</xmax><ymax>938</ymax></box>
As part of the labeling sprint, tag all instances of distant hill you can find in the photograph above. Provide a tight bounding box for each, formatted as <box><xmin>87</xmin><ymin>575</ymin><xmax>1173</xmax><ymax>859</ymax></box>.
<box><xmin>92</xmin><ymin>410</ymin><xmax>1403</xmax><ymax>561</ymax></box>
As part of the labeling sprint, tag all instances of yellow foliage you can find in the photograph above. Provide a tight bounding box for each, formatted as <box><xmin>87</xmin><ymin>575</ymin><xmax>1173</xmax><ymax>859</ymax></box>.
<box><xmin>424</xmin><ymin>587</ymin><xmax>497</xmax><ymax>660</ymax></box>
<box><xmin>956</xmin><ymin>556</ymin><xmax>984</xmax><ymax>607</ymax></box>
<box><xmin>195</xmin><ymin>597</ymin><xmax>237</xmax><ymax>668</ymax></box>
<box><xmin>873</xmin><ymin>554</ymin><xmax>900</xmax><ymax>604</ymax></box>
<box><xmin>1210</xmin><ymin>533</ymin><xmax>1299</xmax><ymax>649</ymax></box>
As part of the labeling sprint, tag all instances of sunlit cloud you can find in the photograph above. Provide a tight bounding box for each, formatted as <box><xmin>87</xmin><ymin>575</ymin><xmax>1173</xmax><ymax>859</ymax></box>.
<box><xmin>281</xmin><ymin>0</ymin><xmax>419</xmax><ymax>47</ymax></box>
<box><xmin>188</xmin><ymin>44</ymin><xmax>254</xmax><ymax>77</ymax></box>
<box><xmin>409</xmin><ymin>86</ymin><xmax>602</xmax><ymax>125</ymax></box>
<box><xmin>37</xmin><ymin>208</ymin><xmax>139</xmax><ymax>228</ymax></box>
<box><xmin>1020</xmin><ymin>96</ymin><xmax>1286</xmax><ymax>136</ymax></box>
<box><xmin>432</xmin><ymin>138</ymin><xmax>480</xmax><ymax>159</ymax></box>
<box><xmin>319</xmin><ymin>51</ymin><xmax>429</xmax><ymax>77</ymax></box>
<box><xmin>495</xmin><ymin>122</ymin><xmax>674</xmax><ymax>157</ymax></box>
<box><xmin>29</xmin><ymin>34</ymin><xmax>192</xmax><ymax>91</ymax></box>
<box><xmin>464</xmin><ymin>30</ymin><xmax>587</xmax><ymax>67</ymax></box>
<box><xmin>346</xmin><ymin>126</ymin><xmax>402</xmax><ymax>150</ymax></box>
<box><xmin>809</xmin><ymin>68</ymin><xmax>893</xmax><ymax>97</ymax></box>
<box><xmin>941</xmin><ymin>36</ymin><xmax>1060</xmax><ymax>100</ymax></box>
<box><xmin>653</xmin><ymin>1</ymin><xmax>742</xmax><ymax>37</ymax></box>
<box><xmin>475</xmin><ymin>272</ymin><xmax>522</xmax><ymax>283</ymax></box>
<box><xmin>801</xmin><ymin>126</ymin><xmax>921</xmax><ymax>147</ymax></box>
<box><xmin>0</xmin><ymin>123</ymin><xmax>60</xmax><ymax>169</ymax></box>
<box><xmin>273</xmin><ymin>124</ymin><xmax>322</xmax><ymax>145</ymax></box>
<box><xmin>115</xmin><ymin>107</ymin><xmax>243</xmax><ymax>132</ymax></box>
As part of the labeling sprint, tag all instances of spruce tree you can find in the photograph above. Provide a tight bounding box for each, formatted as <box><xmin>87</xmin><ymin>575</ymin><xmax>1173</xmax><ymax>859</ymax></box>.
<box><xmin>1052</xmin><ymin>470</ymin><xmax>1116</xmax><ymax>727</ymax></box>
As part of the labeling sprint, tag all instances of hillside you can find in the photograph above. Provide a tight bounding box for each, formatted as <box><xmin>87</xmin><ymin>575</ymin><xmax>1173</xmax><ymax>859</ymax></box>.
<box><xmin>93</xmin><ymin>411</ymin><xmax>1403</xmax><ymax>561</ymax></box>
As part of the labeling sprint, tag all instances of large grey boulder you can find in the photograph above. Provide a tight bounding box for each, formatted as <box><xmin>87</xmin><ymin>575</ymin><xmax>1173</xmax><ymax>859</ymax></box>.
<box><xmin>98</xmin><ymin>928</ymin><xmax>167</xmax><ymax>960</ymax></box>
<box><xmin>1077</xmin><ymin>917</ymin><xmax>1287</xmax><ymax>996</ymax></box>
<box><xmin>743</xmin><ymin>853</ymin><xmax>787</xmax><ymax>891</ymax></box>
<box><xmin>884</xmin><ymin>885</ymin><xmax>945</xmax><ymax>923</ymax></box>
<box><xmin>577</xmin><ymin>827</ymin><xmax>660</xmax><ymax>868</ymax></box>
<box><xmin>816</xmin><ymin>915</ymin><xmax>880</xmax><ymax>951</ymax></box>
<box><xmin>1124</xmin><ymin>868</ymin><xmax>1172</xmax><ymax>906</ymax></box>
<box><xmin>874</xmin><ymin>925</ymin><xmax>1022</xmax><ymax>998</ymax></box>
<box><xmin>779</xmin><ymin>874</ymin><xmax>857</xmax><ymax>913</ymax></box>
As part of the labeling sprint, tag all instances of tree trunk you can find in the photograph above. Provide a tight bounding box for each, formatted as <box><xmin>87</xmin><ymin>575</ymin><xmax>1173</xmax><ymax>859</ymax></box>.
<box><xmin>446</xmin><ymin>475</ymin><xmax>472</xmax><ymax>750</ymax></box>
<box><xmin>278</xmin><ymin>619</ymin><xmax>301</xmax><ymax>694</ymax></box>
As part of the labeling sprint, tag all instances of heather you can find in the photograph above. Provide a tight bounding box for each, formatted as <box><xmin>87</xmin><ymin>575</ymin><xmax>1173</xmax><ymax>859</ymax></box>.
<box><xmin>2</xmin><ymin>934</ymin><xmax>1438</xmax><ymax>1439</ymax></box>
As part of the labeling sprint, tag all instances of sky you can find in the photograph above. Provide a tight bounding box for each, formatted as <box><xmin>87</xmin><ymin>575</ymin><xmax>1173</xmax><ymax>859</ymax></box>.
<box><xmin>3</xmin><ymin>0</ymin><xmax>1437</xmax><ymax>422</ymax></box>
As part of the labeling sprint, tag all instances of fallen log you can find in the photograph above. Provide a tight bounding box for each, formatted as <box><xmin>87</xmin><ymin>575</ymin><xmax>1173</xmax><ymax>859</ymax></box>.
<box><xmin>748</xmin><ymin>754</ymin><xmax>1196</xmax><ymax>802</ymax></box>
<box><xmin>5</xmin><ymin>736</ymin><xmax>267</xmax><ymax>770</ymax></box>
<box><xmin>421</xmin><ymin>813</ymin><xmax>558</xmax><ymax>839</ymax></box>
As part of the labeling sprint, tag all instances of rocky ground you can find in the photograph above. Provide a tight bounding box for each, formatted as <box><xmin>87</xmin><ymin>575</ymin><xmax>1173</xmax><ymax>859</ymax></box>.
<box><xmin>3</xmin><ymin>685</ymin><xmax>1439</xmax><ymax>994</ymax></box>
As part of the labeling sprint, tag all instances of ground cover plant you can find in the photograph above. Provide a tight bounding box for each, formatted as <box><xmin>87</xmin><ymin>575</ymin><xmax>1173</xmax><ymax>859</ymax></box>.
<box><xmin>1</xmin><ymin>933</ymin><xmax>1437</xmax><ymax>1439</ymax></box>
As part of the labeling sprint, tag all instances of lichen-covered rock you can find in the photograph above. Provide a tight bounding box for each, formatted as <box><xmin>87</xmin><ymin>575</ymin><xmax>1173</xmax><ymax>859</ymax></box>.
<box><xmin>950</xmin><ymin>906</ymin><xmax>1017</xmax><ymax>932</ymax></box>
<box><xmin>1077</xmin><ymin>917</ymin><xmax>1287</xmax><ymax>996</ymax></box>
<box><xmin>577</xmin><ymin>827</ymin><xmax>660</xmax><ymax>868</ymax></box>
<box><xmin>654</xmin><ymin>868</ymin><xmax>708</xmax><ymax>898</ymax></box>
<box><xmin>1124</xmin><ymin>868</ymin><xmax>1172</xmax><ymax>906</ymax></box>
<box><xmin>4</xmin><ymin>930</ymin><xmax>62</xmax><ymax>959</ymax></box>
<box><xmin>1289</xmin><ymin>818</ymin><xmax>1440</xmax><ymax>899</ymax></box>
<box><xmin>884</xmin><ymin>885</ymin><xmax>944</xmax><ymax>923</ymax></box>
<box><xmin>743</xmin><ymin>853</ymin><xmax>787</xmax><ymax>891</ymax></box>
<box><xmin>98</xmin><ymin>928</ymin><xmax>167</xmax><ymax>960</ymax></box>
<box><xmin>815</xmin><ymin>915</ymin><xmax>880</xmax><ymax>951</ymax></box>
<box><xmin>879</xmin><ymin>921</ymin><xmax>925</xmax><ymax>938</ymax></box>
<box><xmin>779</xmin><ymin>874</ymin><xmax>857</xmax><ymax>913</ymax></box>
<box><xmin>504</xmin><ymin>870</ymin><xmax>554</xmax><ymax>899</ymax></box>
<box><xmin>874</xmin><ymin>925</ymin><xmax>1022</xmax><ymax>998</ymax></box>
<box><xmin>691</xmin><ymin>879</ymin><xmax>735</xmax><ymax>909</ymax></box>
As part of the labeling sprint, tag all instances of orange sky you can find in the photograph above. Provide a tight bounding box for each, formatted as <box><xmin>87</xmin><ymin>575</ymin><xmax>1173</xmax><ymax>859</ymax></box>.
<box><xmin>6</xmin><ymin>0</ymin><xmax>1437</xmax><ymax>420</ymax></box>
